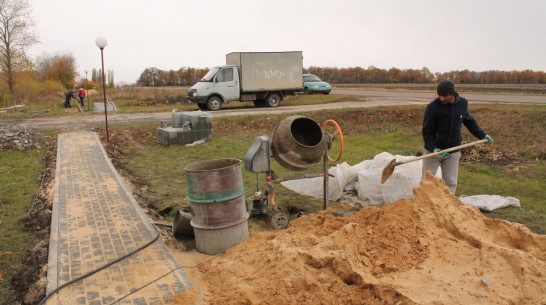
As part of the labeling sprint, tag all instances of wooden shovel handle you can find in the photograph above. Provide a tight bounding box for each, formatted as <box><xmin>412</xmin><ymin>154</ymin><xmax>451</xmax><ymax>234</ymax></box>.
<box><xmin>396</xmin><ymin>138</ymin><xmax>489</xmax><ymax>166</ymax></box>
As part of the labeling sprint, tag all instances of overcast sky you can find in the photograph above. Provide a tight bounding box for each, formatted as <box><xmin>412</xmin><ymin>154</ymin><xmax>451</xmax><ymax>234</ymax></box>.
<box><xmin>28</xmin><ymin>0</ymin><xmax>545</xmax><ymax>85</ymax></box>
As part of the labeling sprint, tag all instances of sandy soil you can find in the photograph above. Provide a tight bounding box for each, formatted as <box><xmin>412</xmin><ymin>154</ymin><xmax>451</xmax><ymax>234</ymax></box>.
<box><xmin>168</xmin><ymin>173</ymin><xmax>545</xmax><ymax>305</ymax></box>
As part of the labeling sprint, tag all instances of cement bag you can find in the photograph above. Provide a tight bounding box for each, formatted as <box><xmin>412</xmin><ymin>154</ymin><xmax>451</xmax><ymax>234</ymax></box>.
<box><xmin>355</xmin><ymin>152</ymin><xmax>423</xmax><ymax>205</ymax></box>
<box><xmin>281</xmin><ymin>162</ymin><xmax>355</xmax><ymax>200</ymax></box>
<box><xmin>459</xmin><ymin>195</ymin><xmax>521</xmax><ymax>212</ymax></box>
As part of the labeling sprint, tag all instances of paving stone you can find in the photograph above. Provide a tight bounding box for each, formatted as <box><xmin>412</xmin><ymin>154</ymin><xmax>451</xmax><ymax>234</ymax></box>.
<box><xmin>45</xmin><ymin>132</ymin><xmax>192</xmax><ymax>304</ymax></box>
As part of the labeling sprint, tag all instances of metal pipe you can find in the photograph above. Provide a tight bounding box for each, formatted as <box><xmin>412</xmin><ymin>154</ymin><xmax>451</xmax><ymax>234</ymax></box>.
<box><xmin>99</xmin><ymin>48</ymin><xmax>109</xmax><ymax>142</ymax></box>
<box><xmin>84</xmin><ymin>70</ymin><xmax>89</xmax><ymax>112</ymax></box>
<box><xmin>323</xmin><ymin>148</ymin><xmax>328</xmax><ymax>210</ymax></box>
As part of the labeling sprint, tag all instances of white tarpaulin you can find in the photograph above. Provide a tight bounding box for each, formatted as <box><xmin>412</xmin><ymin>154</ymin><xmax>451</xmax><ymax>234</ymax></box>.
<box><xmin>279</xmin><ymin>162</ymin><xmax>356</xmax><ymax>201</ymax></box>
<box><xmin>281</xmin><ymin>152</ymin><xmax>519</xmax><ymax>211</ymax></box>
<box><xmin>281</xmin><ymin>152</ymin><xmax>436</xmax><ymax>206</ymax></box>
<box><xmin>354</xmin><ymin>152</ymin><xmax>426</xmax><ymax>205</ymax></box>
<box><xmin>459</xmin><ymin>195</ymin><xmax>521</xmax><ymax>211</ymax></box>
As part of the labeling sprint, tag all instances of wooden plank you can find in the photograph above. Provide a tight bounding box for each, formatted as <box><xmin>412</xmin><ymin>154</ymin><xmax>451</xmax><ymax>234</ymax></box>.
<box><xmin>0</xmin><ymin>104</ymin><xmax>26</xmax><ymax>111</ymax></box>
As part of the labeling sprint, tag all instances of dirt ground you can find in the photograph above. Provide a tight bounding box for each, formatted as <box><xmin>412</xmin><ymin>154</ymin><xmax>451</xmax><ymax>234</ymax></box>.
<box><xmin>168</xmin><ymin>173</ymin><xmax>545</xmax><ymax>305</ymax></box>
<box><xmin>5</xmin><ymin>104</ymin><xmax>545</xmax><ymax>304</ymax></box>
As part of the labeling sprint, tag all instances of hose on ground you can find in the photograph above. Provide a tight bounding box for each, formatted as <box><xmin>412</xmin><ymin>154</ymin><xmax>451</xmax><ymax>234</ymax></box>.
<box><xmin>38</xmin><ymin>223</ymin><xmax>161</xmax><ymax>305</ymax></box>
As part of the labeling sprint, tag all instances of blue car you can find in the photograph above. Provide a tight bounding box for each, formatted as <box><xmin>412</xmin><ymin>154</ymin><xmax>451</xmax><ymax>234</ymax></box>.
<box><xmin>303</xmin><ymin>74</ymin><xmax>332</xmax><ymax>95</ymax></box>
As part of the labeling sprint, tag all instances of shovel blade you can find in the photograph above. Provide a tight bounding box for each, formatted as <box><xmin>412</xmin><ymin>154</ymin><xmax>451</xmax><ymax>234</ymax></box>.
<box><xmin>381</xmin><ymin>159</ymin><xmax>397</xmax><ymax>184</ymax></box>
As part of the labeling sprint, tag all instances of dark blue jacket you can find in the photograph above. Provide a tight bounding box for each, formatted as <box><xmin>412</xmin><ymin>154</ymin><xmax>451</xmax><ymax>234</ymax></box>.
<box><xmin>422</xmin><ymin>95</ymin><xmax>486</xmax><ymax>152</ymax></box>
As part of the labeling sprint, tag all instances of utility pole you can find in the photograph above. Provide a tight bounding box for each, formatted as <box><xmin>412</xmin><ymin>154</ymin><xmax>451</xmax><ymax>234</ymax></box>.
<box><xmin>85</xmin><ymin>70</ymin><xmax>89</xmax><ymax>111</ymax></box>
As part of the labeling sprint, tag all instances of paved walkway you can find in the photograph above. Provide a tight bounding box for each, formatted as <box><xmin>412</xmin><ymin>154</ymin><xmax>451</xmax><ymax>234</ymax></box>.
<box><xmin>45</xmin><ymin>132</ymin><xmax>193</xmax><ymax>304</ymax></box>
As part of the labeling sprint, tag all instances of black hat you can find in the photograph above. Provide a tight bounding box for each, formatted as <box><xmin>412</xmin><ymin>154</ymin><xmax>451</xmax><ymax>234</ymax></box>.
<box><xmin>437</xmin><ymin>80</ymin><xmax>456</xmax><ymax>96</ymax></box>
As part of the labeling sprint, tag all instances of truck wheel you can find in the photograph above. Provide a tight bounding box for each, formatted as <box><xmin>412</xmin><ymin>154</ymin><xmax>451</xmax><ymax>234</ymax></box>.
<box><xmin>266</xmin><ymin>94</ymin><xmax>281</xmax><ymax>107</ymax></box>
<box><xmin>207</xmin><ymin>96</ymin><xmax>222</xmax><ymax>111</ymax></box>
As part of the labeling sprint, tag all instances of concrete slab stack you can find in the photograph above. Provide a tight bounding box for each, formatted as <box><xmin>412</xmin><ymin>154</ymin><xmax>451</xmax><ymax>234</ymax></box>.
<box><xmin>157</xmin><ymin>110</ymin><xmax>212</xmax><ymax>146</ymax></box>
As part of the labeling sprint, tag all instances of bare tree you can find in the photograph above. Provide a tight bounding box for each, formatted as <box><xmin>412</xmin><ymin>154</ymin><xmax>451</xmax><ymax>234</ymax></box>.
<box><xmin>0</xmin><ymin>0</ymin><xmax>39</xmax><ymax>101</ymax></box>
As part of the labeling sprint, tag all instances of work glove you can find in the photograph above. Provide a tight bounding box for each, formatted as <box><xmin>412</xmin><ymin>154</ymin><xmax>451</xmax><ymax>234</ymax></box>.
<box><xmin>434</xmin><ymin>148</ymin><xmax>449</xmax><ymax>157</ymax></box>
<box><xmin>485</xmin><ymin>135</ymin><xmax>494</xmax><ymax>144</ymax></box>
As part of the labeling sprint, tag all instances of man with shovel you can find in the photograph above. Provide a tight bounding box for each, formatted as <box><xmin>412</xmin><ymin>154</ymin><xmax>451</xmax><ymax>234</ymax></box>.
<box><xmin>421</xmin><ymin>80</ymin><xmax>493</xmax><ymax>194</ymax></box>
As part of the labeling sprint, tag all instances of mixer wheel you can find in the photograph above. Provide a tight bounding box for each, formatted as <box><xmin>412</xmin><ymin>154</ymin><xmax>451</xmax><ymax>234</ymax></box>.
<box><xmin>271</xmin><ymin>212</ymin><xmax>289</xmax><ymax>230</ymax></box>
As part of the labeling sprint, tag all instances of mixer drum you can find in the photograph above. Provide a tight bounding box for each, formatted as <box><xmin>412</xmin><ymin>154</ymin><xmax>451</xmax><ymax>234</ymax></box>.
<box><xmin>271</xmin><ymin>115</ymin><xmax>327</xmax><ymax>171</ymax></box>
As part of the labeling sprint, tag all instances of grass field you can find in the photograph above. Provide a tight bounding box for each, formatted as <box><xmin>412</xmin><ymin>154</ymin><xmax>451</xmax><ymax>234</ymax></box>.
<box><xmin>2</xmin><ymin>87</ymin><xmax>358</xmax><ymax>119</ymax></box>
<box><xmin>0</xmin><ymin>86</ymin><xmax>545</xmax><ymax>303</ymax></box>
<box><xmin>3</xmin><ymin>83</ymin><xmax>545</xmax><ymax>119</ymax></box>
<box><xmin>0</xmin><ymin>149</ymin><xmax>46</xmax><ymax>304</ymax></box>
<box><xmin>104</xmin><ymin>104</ymin><xmax>546</xmax><ymax>235</ymax></box>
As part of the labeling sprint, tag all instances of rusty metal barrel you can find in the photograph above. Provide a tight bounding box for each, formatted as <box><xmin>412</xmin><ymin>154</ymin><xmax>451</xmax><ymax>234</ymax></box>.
<box><xmin>184</xmin><ymin>158</ymin><xmax>249</xmax><ymax>254</ymax></box>
<box><xmin>271</xmin><ymin>115</ymin><xmax>327</xmax><ymax>171</ymax></box>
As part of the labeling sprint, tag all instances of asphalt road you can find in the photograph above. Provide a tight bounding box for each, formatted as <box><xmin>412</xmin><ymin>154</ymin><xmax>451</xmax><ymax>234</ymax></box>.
<box><xmin>10</xmin><ymin>90</ymin><xmax>546</xmax><ymax>130</ymax></box>
<box><xmin>332</xmin><ymin>90</ymin><xmax>546</xmax><ymax>105</ymax></box>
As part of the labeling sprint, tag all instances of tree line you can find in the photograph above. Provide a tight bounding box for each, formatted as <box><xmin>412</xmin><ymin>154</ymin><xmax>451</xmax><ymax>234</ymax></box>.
<box><xmin>137</xmin><ymin>67</ymin><xmax>210</xmax><ymax>87</ymax></box>
<box><xmin>307</xmin><ymin>66</ymin><xmax>546</xmax><ymax>84</ymax></box>
<box><xmin>35</xmin><ymin>53</ymin><xmax>113</xmax><ymax>89</ymax></box>
<box><xmin>89</xmin><ymin>68</ymin><xmax>115</xmax><ymax>89</ymax></box>
<box><xmin>136</xmin><ymin>66</ymin><xmax>546</xmax><ymax>87</ymax></box>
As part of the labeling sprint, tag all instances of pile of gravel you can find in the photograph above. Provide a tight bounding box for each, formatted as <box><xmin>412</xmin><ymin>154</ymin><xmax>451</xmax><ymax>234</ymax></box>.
<box><xmin>0</xmin><ymin>123</ymin><xmax>53</xmax><ymax>151</ymax></box>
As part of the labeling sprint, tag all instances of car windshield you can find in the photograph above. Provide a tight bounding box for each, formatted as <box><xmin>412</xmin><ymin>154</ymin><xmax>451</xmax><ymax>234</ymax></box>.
<box><xmin>201</xmin><ymin>67</ymin><xmax>221</xmax><ymax>82</ymax></box>
<box><xmin>304</xmin><ymin>75</ymin><xmax>322</xmax><ymax>82</ymax></box>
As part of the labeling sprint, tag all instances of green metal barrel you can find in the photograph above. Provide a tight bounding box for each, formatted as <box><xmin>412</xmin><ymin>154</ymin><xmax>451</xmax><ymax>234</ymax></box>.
<box><xmin>184</xmin><ymin>158</ymin><xmax>249</xmax><ymax>254</ymax></box>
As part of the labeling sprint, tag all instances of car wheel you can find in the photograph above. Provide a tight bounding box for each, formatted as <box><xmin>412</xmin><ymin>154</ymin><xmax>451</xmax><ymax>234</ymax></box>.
<box><xmin>323</xmin><ymin>92</ymin><xmax>330</xmax><ymax>95</ymax></box>
<box><xmin>197</xmin><ymin>103</ymin><xmax>208</xmax><ymax>110</ymax></box>
<box><xmin>266</xmin><ymin>93</ymin><xmax>281</xmax><ymax>107</ymax></box>
<box><xmin>207</xmin><ymin>96</ymin><xmax>222</xmax><ymax>111</ymax></box>
<box><xmin>304</xmin><ymin>87</ymin><xmax>310</xmax><ymax>95</ymax></box>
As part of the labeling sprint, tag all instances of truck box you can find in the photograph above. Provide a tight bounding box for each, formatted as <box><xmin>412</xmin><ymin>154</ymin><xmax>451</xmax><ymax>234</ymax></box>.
<box><xmin>226</xmin><ymin>52</ymin><xmax>303</xmax><ymax>92</ymax></box>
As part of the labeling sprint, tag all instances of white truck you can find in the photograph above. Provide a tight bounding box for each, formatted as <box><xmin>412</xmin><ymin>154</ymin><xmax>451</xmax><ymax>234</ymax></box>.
<box><xmin>187</xmin><ymin>51</ymin><xmax>303</xmax><ymax>111</ymax></box>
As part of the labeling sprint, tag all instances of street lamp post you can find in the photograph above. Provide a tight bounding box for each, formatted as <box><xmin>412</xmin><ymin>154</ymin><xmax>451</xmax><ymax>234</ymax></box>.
<box><xmin>95</xmin><ymin>37</ymin><xmax>109</xmax><ymax>142</ymax></box>
<box><xmin>84</xmin><ymin>70</ymin><xmax>89</xmax><ymax>111</ymax></box>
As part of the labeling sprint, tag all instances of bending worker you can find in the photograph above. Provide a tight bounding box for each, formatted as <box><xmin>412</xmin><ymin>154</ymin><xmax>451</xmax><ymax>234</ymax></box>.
<box><xmin>64</xmin><ymin>90</ymin><xmax>77</xmax><ymax>108</ymax></box>
<box><xmin>421</xmin><ymin>80</ymin><xmax>493</xmax><ymax>194</ymax></box>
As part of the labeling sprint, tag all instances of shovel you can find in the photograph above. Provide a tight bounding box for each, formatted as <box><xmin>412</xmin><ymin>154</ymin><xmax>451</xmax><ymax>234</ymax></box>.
<box><xmin>381</xmin><ymin>138</ymin><xmax>489</xmax><ymax>184</ymax></box>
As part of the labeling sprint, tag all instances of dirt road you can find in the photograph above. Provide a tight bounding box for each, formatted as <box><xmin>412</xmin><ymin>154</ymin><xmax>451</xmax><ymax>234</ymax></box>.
<box><xmin>10</xmin><ymin>91</ymin><xmax>546</xmax><ymax>130</ymax></box>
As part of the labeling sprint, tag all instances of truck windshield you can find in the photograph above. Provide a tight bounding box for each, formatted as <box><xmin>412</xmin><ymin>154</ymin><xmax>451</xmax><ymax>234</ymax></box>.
<box><xmin>201</xmin><ymin>67</ymin><xmax>221</xmax><ymax>82</ymax></box>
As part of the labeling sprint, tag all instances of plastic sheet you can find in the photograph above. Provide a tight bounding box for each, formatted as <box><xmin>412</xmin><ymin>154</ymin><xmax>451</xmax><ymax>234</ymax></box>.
<box><xmin>281</xmin><ymin>152</ymin><xmax>518</xmax><ymax>212</ymax></box>
<box><xmin>459</xmin><ymin>195</ymin><xmax>521</xmax><ymax>211</ymax></box>
<box><xmin>280</xmin><ymin>162</ymin><xmax>355</xmax><ymax>201</ymax></box>
<box><xmin>355</xmin><ymin>152</ymin><xmax>427</xmax><ymax>205</ymax></box>
<box><xmin>281</xmin><ymin>152</ymin><xmax>435</xmax><ymax>205</ymax></box>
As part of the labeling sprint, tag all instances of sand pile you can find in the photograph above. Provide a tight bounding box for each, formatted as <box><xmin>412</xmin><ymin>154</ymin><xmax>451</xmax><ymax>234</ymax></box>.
<box><xmin>177</xmin><ymin>173</ymin><xmax>545</xmax><ymax>305</ymax></box>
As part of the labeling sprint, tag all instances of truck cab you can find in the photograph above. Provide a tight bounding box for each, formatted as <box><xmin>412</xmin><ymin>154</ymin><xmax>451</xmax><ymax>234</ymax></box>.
<box><xmin>187</xmin><ymin>65</ymin><xmax>240</xmax><ymax>111</ymax></box>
